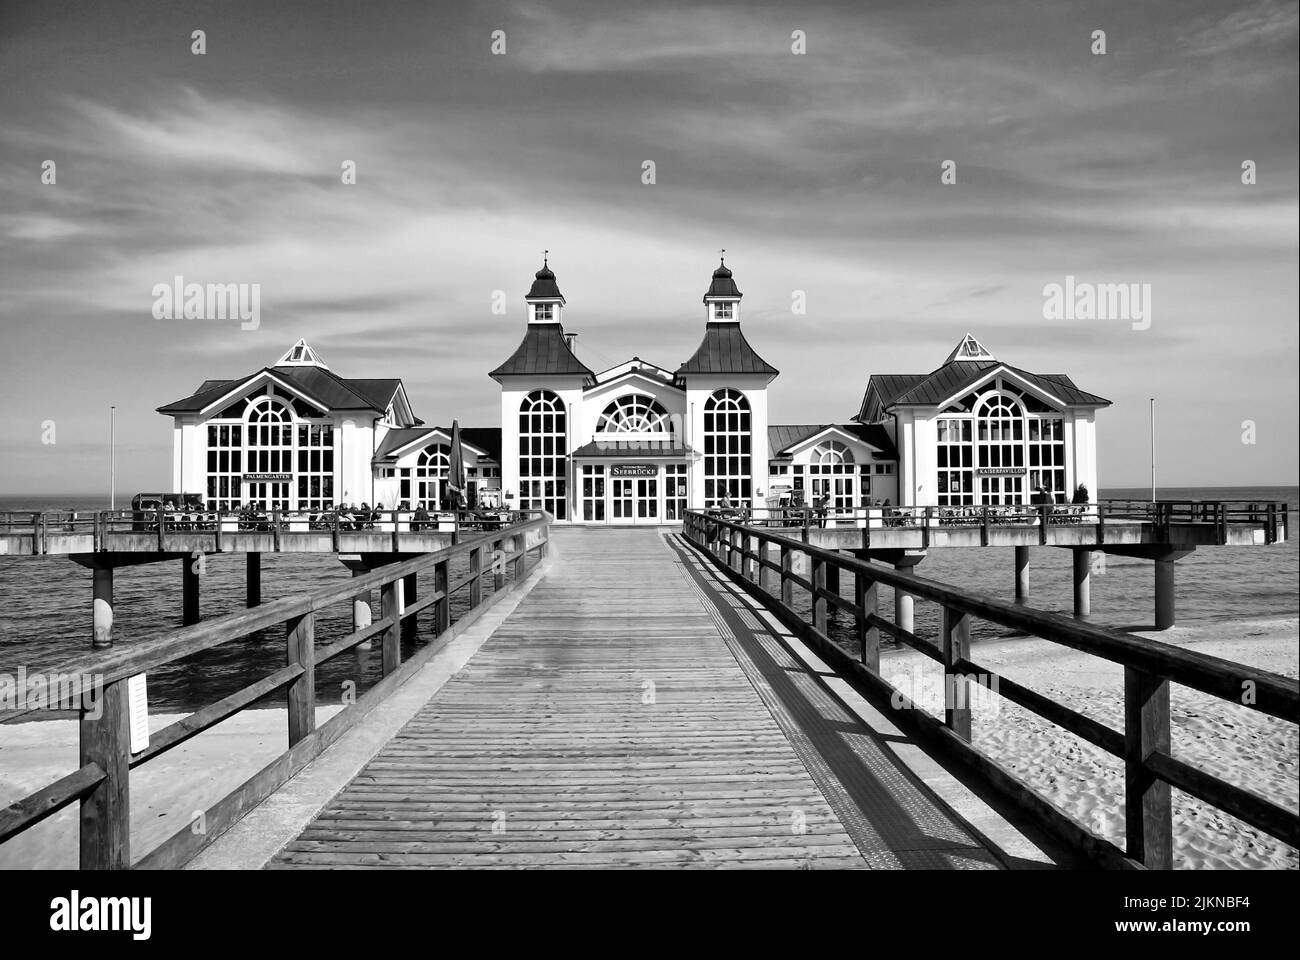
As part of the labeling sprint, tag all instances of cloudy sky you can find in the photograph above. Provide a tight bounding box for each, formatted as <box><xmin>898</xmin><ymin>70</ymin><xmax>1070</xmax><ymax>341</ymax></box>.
<box><xmin>1</xmin><ymin>0</ymin><xmax>1296</xmax><ymax>495</ymax></box>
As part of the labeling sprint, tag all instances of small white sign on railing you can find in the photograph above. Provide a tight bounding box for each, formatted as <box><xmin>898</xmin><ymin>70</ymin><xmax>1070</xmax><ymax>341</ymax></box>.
<box><xmin>127</xmin><ymin>674</ymin><xmax>150</xmax><ymax>754</ymax></box>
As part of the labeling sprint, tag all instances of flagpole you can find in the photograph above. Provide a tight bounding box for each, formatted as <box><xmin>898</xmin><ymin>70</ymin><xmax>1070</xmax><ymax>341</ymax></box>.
<box><xmin>110</xmin><ymin>405</ymin><xmax>116</xmax><ymax>510</ymax></box>
<box><xmin>1149</xmin><ymin>397</ymin><xmax>1155</xmax><ymax>503</ymax></box>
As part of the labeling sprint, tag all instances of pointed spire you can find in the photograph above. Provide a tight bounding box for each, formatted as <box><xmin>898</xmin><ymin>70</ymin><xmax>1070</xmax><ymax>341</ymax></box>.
<box><xmin>944</xmin><ymin>333</ymin><xmax>996</xmax><ymax>364</ymax></box>
<box><xmin>276</xmin><ymin>338</ymin><xmax>329</xmax><ymax>369</ymax></box>
<box><xmin>703</xmin><ymin>253</ymin><xmax>741</xmax><ymax>321</ymax></box>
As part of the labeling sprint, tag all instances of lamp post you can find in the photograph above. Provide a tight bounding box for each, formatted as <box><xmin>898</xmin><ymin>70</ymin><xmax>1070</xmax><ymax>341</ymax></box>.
<box><xmin>109</xmin><ymin>405</ymin><xmax>116</xmax><ymax>510</ymax></box>
<box><xmin>1149</xmin><ymin>397</ymin><xmax>1156</xmax><ymax>503</ymax></box>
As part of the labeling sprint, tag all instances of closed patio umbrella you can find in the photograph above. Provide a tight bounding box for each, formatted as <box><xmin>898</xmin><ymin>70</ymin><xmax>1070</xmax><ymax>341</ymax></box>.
<box><xmin>447</xmin><ymin>419</ymin><xmax>466</xmax><ymax>509</ymax></box>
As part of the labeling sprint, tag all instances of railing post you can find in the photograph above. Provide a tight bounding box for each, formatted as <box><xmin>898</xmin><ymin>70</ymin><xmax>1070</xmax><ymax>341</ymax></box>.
<box><xmin>434</xmin><ymin>559</ymin><xmax>450</xmax><ymax>634</ymax></box>
<box><xmin>1124</xmin><ymin>666</ymin><xmax>1173</xmax><ymax>868</ymax></box>
<box><xmin>980</xmin><ymin>506</ymin><xmax>989</xmax><ymax>546</ymax></box>
<box><xmin>922</xmin><ymin>506</ymin><xmax>932</xmax><ymax>548</ymax></box>
<box><xmin>1096</xmin><ymin>500</ymin><xmax>1105</xmax><ymax>544</ymax></box>
<box><xmin>380</xmin><ymin>578</ymin><xmax>402</xmax><ymax>675</ymax></box>
<box><xmin>331</xmin><ymin>509</ymin><xmax>340</xmax><ymax>553</ymax></box>
<box><xmin>469</xmin><ymin>545</ymin><xmax>483</xmax><ymax>608</ymax></box>
<box><xmin>286</xmin><ymin>611</ymin><xmax>316</xmax><ymax>745</ymax></box>
<box><xmin>79</xmin><ymin>679</ymin><xmax>130</xmax><ymax>869</ymax></box>
<box><xmin>492</xmin><ymin>538</ymin><xmax>506</xmax><ymax>590</ymax></box>
<box><xmin>741</xmin><ymin>533</ymin><xmax>754</xmax><ymax>581</ymax></box>
<box><xmin>941</xmin><ymin>605</ymin><xmax>971</xmax><ymax>741</ymax></box>
<box><xmin>729</xmin><ymin>526</ymin><xmax>741</xmax><ymax>572</ymax></box>
<box><xmin>812</xmin><ymin>556</ymin><xmax>827</xmax><ymax>635</ymax></box>
<box><xmin>272</xmin><ymin>509</ymin><xmax>282</xmax><ymax>551</ymax></box>
<box><xmin>857</xmin><ymin>571</ymin><xmax>878</xmax><ymax>672</ymax></box>
<box><xmin>802</xmin><ymin>508</ymin><xmax>810</xmax><ymax>544</ymax></box>
<box><xmin>779</xmin><ymin>543</ymin><xmax>793</xmax><ymax>607</ymax></box>
<box><xmin>1039</xmin><ymin>503</ymin><xmax>1049</xmax><ymax>544</ymax></box>
<box><xmin>758</xmin><ymin>539</ymin><xmax>772</xmax><ymax>593</ymax></box>
<box><xmin>157</xmin><ymin>505</ymin><xmax>166</xmax><ymax>551</ymax></box>
<box><xmin>512</xmin><ymin>535</ymin><xmax>525</xmax><ymax>578</ymax></box>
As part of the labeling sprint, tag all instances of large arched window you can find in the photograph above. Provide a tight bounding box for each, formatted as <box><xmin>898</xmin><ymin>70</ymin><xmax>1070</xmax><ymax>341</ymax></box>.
<box><xmin>809</xmin><ymin>440</ymin><xmax>855</xmax><ymax>510</ymax></box>
<box><xmin>415</xmin><ymin>443</ymin><xmax>450</xmax><ymax>510</ymax></box>
<box><xmin>703</xmin><ymin>388</ymin><xmax>751</xmax><ymax>507</ymax></box>
<box><xmin>596</xmin><ymin>395</ymin><xmax>672</xmax><ymax>434</ymax></box>
<box><xmin>976</xmin><ymin>394</ymin><xmax>1024</xmax><ymax>505</ymax></box>
<box><xmin>246</xmin><ymin>397</ymin><xmax>292</xmax><ymax>471</ymax></box>
<box><xmin>519</xmin><ymin>390</ymin><xmax>567</xmax><ymax>519</ymax></box>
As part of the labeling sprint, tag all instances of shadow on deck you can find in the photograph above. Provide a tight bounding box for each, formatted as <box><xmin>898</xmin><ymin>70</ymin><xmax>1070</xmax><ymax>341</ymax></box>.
<box><xmin>249</xmin><ymin>527</ymin><xmax>1041</xmax><ymax>870</ymax></box>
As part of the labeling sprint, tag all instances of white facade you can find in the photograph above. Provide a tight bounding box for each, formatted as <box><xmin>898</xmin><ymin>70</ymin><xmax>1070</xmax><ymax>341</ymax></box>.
<box><xmin>160</xmin><ymin>288</ymin><xmax>1106</xmax><ymax>523</ymax></box>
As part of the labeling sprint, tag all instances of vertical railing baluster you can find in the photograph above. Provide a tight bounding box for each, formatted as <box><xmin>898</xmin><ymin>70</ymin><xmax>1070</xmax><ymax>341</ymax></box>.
<box><xmin>469</xmin><ymin>545</ymin><xmax>483</xmax><ymax>608</ymax></box>
<box><xmin>812</xmin><ymin>556</ymin><xmax>827</xmax><ymax>635</ymax></box>
<box><xmin>1124</xmin><ymin>666</ymin><xmax>1172</xmax><ymax>869</ymax></box>
<box><xmin>286</xmin><ymin>611</ymin><xmax>316</xmax><ymax>744</ymax></box>
<box><xmin>941</xmin><ymin>605</ymin><xmax>971</xmax><ymax>741</ymax></box>
<box><xmin>857</xmin><ymin>572</ymin><xmax>878</xmax><ymax>672</ymax></box>
<box><xmin>79</xmin><ymin>679</ymin><xmax>130</xmax><ymax>869</ymax></box>
<box><xmin>380</xmin><ymin>578</ymin><xmax>402</xmax><ymax>675</ymax></box>
<box><xmin>780</xmin><ymin>543</ymin><xmax>793</xmax><ymax>607</ymax></box>
<box><xmin>434</xmin><ymin>559</ymin><xmax>450</xmax><ymax>634</ymax></box>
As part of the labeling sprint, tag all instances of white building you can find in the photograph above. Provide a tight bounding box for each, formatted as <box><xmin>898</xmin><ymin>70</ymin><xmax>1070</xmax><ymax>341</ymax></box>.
<box><xmin>854</xmin><ymin>334</ymin><xmax>1110</xmax><ymax>506</ymax></box>
<box><xmin>157</xmin><ymin>262</ymin><xmax>1107</xmax><ymax>520</ymax></box>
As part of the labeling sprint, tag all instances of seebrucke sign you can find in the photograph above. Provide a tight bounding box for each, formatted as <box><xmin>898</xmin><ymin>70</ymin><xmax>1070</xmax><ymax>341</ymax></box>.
<box><xmin>610</xmin><ymin>464</ymin><xmax>657</xmax><ymax>477</ymax></box>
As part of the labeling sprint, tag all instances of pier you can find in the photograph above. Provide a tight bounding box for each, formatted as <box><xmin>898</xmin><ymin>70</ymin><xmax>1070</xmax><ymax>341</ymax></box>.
<box><xmin>1</xmin><ymin>507</ymin><xmax>1295</xmax><ymax>870</ymax></box>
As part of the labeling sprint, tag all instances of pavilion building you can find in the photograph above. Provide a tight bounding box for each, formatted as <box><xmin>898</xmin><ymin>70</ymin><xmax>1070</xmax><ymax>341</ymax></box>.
<box><xmin>157</xmin><ymin>260</ymin><xmax>1107</xmax><ymax>521</ymax></box>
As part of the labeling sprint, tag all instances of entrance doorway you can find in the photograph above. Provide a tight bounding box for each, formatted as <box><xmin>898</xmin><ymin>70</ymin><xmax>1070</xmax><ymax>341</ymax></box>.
<box><xmin>611</xmin><ymin>477</ymin><xmax>659</xmax><ymax>523</ymax></box>
<box><xmin>979</xmin><ymin>474</ymin><xmax>1024</xmax><ymax>505</ymax></box>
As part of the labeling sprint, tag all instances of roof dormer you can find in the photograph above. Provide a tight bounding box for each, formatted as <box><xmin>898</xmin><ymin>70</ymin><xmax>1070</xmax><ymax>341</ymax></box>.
<box><xmin>276</xmin><ymin>338</ymin><xmax>329</xmax><ymax>369</ymax></box>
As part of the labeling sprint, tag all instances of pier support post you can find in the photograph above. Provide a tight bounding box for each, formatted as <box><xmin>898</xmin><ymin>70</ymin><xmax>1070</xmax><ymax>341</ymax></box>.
<box><xmin>92</xmin><ymin>566</ymin><xmax>114</xmax><ymax>650</ymax></box>
<box><xmin>1014</xmin><ymin>546</ymin><xmax>1030</xmax><ymax>603</ymax></box>
<box><xmin>1154</xmin><ymin>555</ymin><xmax>1179</xmax><ymax>630</ymax></box>
<box><xmin>1072</xmin><ymin>549</ymin><xmax>1093</xmax><ymax>619</ymax></box>
<box><xmin>1094</xmin><ymin>546</ymin><xmax>1194</xmax><ymax>630</ymax></box>
<box><xmin>883</xmin><ymin>552</ymin><xmax>926</xmax><ymax>635</ymax></box>
<box><xmin>246</xmin><ymin>552</ymin><xmax>261</xmax><ymax>607</ymax></box>
<box><xmin>182</xmin><ymin>557</ymin><xmax>200</xmax><ymax>625</ymax></box>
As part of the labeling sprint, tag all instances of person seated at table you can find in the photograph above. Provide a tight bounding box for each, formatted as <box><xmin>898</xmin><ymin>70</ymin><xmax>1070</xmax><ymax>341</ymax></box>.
<box><xmin>411</xmin><ymin>503</ymin><xmax>431</xmax><ymax>531</ymax></box>
<box><xmin>717</xmin><ymin>492</ymin><xmax>734</xmax><ymax>516</ymax></box>
<box><xmin>357</xmin><ymin>502</ymin><xmax>375</xmax><ymax>529</ymax></box>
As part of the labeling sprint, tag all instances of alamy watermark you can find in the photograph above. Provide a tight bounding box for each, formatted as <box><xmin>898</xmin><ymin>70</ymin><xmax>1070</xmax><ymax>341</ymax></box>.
<box><xmin>1042</xmin><ymin>275</ymin><xmax>1151</xmax><ymax>330</ymax></box>
<box><xmin>0</xmin><ymin>668</ymin><xmax>104</xmax><ymax>716</ymax></box>
<box><xmin>152</xmin><ymin>275</ymin><xmax>260</xmax><ymax>330</ymax></box>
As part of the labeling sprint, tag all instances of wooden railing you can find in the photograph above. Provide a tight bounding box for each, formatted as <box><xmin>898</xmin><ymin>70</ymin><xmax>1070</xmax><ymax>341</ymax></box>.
<box><xmin>0</xmin><ymin>512</ymin><xmax>551</xmax><ymax>868</ymax></box>
<box><xmin>708</xmin><ymin>498</ymin><xmax>1288</xmax><ymax>545</ymax></box>
<box><xmin>0</xmin><ymin>506</ymin><xmax>529</xmax><ymax>554</ymax></box>
<box><xmin>683</xmin><ymin>509</ymin><xmax>1299</xmax><ymax>869</ymax></box>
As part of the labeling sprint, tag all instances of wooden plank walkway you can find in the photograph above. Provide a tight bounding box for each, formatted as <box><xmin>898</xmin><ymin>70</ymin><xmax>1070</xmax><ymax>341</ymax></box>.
<box><xmin>270</xmin><ymin>527</ymin><xmax>999</xmax><ymax>869</ymax></box>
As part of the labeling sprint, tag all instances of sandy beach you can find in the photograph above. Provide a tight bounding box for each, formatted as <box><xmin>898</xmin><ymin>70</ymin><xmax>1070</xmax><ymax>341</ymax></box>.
<box><xmin>0</xmin><ymin>706</ymin><xmax>341</xmax><ymax>870</ymax></box>
<box><xmin>881</xmin><ymin>615</ymin><xmax>1299</xmax><ymax>869</ymax></box>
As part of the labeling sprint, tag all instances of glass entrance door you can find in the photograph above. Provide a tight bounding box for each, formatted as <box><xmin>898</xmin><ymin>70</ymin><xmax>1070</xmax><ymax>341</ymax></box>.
<box><xmin>979</xmin><ymin>474</ymin><xmax>1024</xmax><ymax>506</ymax></box>
<box><xmin>611</xmin><ymin>477</ymin><xmax>659</xmax><ymax>523</ymax></box>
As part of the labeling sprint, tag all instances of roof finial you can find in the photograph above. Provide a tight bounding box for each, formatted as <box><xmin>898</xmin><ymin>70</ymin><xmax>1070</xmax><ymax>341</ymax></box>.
<box><xmin>719</xmin><ymin>247</ymin><xmax>726</xmax><ymax>265</ymax></box>
<box><xmin>543</xmin><ymin>249</ymin><xmax>549</xmax><ymax>268</ymax></box>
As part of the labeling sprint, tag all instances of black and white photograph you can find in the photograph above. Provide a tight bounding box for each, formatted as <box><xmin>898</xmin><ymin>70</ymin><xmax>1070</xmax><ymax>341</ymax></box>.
<box><xmin>0</xmin><ymin>0</ymin><xmax>1296</xmax><ymax>939</ymax></box>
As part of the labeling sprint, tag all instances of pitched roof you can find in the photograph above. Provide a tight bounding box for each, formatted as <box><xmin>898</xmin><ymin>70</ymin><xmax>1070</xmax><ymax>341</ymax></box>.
<box><xmin>157</xmin><ymin>364</ymin><xmax>402</xmax><ymax>416</ymax></box>
<box><xmin>373</xmin><ymin>426</ymin><xmax>502</xmax><ymax>463</ymax></box>
<box><xmin>703</xmin><ymin>262</ymin><xmax>741</xmax><ymax>300</ymax></box>
<box><xmin>526</xmin><ymin>264</ymin><xmax>564</xmax><ymax>301</ymax></box>
<box><xmin>885</xmin><ymin>361</ymin><xmax>1109</xmax><ymax>407</ymax></box>
<box><xmin>489</xmin><ymin>325</ymin><xmax>594</xmax><ymax>382</ymax></box>
<box><xmin>676</xmin><ymin>323</ymin><xmax>778</xmax><ymax>379</ymax></box>
<box><xmin>768</xmin><ymin>423</ymin><xmax>898</xmax><ymax>460</ymax></box>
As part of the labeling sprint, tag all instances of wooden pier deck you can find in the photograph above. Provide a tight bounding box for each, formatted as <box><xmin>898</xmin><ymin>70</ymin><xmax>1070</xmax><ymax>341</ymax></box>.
<box><xmin>269</xmin><ymin>528</ymin><xmax>1003</xmax><ymax>869</ymax></box>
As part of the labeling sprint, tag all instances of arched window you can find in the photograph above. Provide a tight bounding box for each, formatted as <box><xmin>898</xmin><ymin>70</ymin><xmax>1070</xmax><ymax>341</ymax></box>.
<box><xmin>809</xmin><ymin>440</ymin><xmax>855</xmax><ymax>510</ymax></box>
<box><xmin>976</xmin><ymin>394</ymin><xmax>1024</xmax><ymax>505</ymax></box>
<box><xmin>243</xmin><ymin>397</ymin><xmax>293</xmax><ymax>511</ymax></box>
<box><xmin>703</xmin><ymin>388</ymin><xmax>751</xmax><ymax>507</ymax></box>
<box><xmin>596</xmin><ymin>395</ymin><xmax>672</xmax><ymax>434</ymax></box>
<box><xmin>245</xmin><ymin>398</ymin><xmax>292</xmax><ymax>474</ymax></box>
<box><xmin>415</xmin><ymin>443</ymin><xmax>450</xmax><ymax>510</ymax></box>
<box><xmin>519</xmin><ymin>390</ymin><xmax>567</xmax><ymax>519</ymax></box>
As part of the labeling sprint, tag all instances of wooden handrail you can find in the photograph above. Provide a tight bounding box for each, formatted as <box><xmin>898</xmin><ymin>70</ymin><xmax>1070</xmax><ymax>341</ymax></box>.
<box><xmin>682</xmin><ymin>509</ymin><xmax>1299</xmax><ymax>869</ymax></box>
<box><xmin>0</xmin><ymin>512</ymin><xmax>552</xmax><ymax>866</ymax></box>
